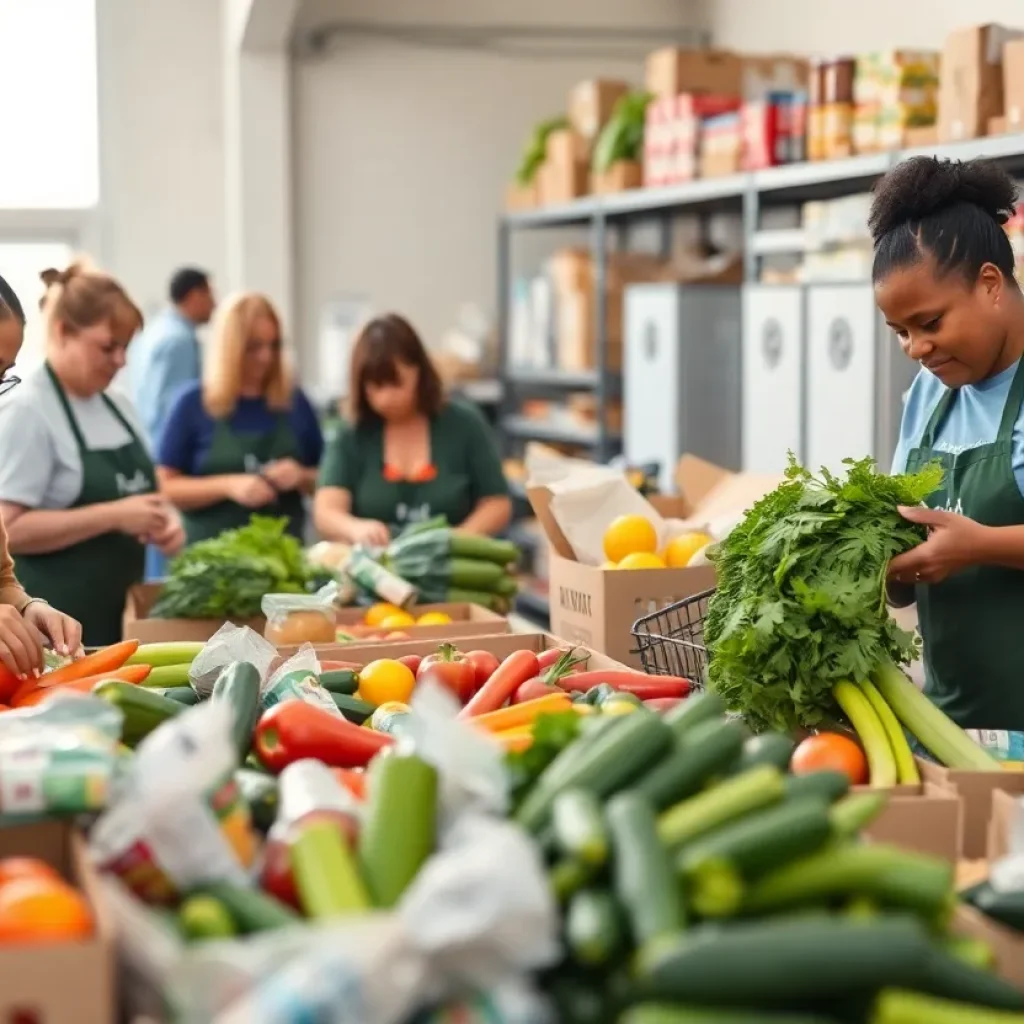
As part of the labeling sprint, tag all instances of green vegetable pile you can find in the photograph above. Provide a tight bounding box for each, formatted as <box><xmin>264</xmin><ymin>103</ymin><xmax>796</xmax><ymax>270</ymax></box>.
<box><xmin>705</xmin><ymin>455</ymin><xmax>944</xmax><ymax>733</ymax></box>
<box><xmin>152</xmin><ymin>516</ymin><xmax>331</xmax><ymax>620</ymax></box>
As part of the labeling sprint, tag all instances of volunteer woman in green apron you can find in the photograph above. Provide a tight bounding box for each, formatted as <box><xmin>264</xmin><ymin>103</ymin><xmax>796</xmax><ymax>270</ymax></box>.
<box><xmin>877</xmin><ymin>156</ymin><xmax>1024</xmax><ymax>731</ymax></box>
<box><xmin>156</xmin><ymin>292</ymin><xmax>324</xmax><ymax>543</ymax></box>
<box><xmin>314</xmin><ymin>314</ymin><xmax>511</xmax><ymax>545</ymax></box>
<box><xmin>0</xmin><ymin>263</ymin><xmax>184</xmax><ymax>647</ymax></box>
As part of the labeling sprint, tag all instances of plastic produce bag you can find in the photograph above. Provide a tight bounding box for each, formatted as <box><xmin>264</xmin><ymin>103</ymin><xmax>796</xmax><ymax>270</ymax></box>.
<box><xmin>91</xmin><ymin>700</ymin><xmax>258</xmax><ymax>904</ymax></box>
<box><xmin>262</xmin><ymin>581</ymin><xmax>340</xmax><ymax>646</ymax></box>
<box><xmin>190</xmin><ymin>623</ymin><xmax>277</xmax><ymax>698</ymax></box>
<box><xmin>261</xmin><ymin>644</ymin><xmax>341</xmax><ymax>717</ymax></box>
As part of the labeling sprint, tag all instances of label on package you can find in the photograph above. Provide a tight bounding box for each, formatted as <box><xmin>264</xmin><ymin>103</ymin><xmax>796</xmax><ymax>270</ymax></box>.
<box><xmin>262</xmin><ymin>670</ymin><xmax>342</xmax><ymax>717</ymax></box>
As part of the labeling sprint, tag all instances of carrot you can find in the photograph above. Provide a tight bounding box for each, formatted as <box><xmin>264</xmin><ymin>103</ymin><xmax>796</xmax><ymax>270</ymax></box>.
<box><xmin>12</xmin><ymin>664</ymin><xmax>150</xmax><ymax>707</ymax></box>
<box><xmin>457</xmin><ymin>649</ymin><xmax>540</xmax><ymax>719</ymax></box>
<box><xmin>332</xmin><ymin>768</ymin><xmax>366</xmax><ymax>801</ymax></box>
<box><xmin>39</xmin><ymin>640</ymin><xmax>139</xmax><ymax>687</ymax></box>
<box><xmin>555</xmin><ymin>669</ymin><xmax>691</xmax><ymax>695</ymax></box>
<box><xmin>470</xmin><ymin>693</ymin><xmax>572</xmax><ymax>733</ymax></box>
<box><xmin>493</xmin><ymin>727</ymin><xmax>534</xmax><ymax>752</ymax></box>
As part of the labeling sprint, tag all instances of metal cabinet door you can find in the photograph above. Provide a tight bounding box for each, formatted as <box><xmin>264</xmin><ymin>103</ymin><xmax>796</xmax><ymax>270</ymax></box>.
<box><xmin>806</xmin><ymin>285</ymin><xmax>878</xmax><ymax>475</ymax></box>
<box><xmin>742</xmin><ymin>285</ymin><xmax>803</xmax><ymax>473</ymax></box>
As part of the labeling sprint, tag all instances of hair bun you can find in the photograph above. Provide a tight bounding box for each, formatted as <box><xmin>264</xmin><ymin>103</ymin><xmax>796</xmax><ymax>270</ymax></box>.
<box><xmin>869</xmin><ymin>156</ymin><xmax>1018</xmax><ymax>242</ymax></box>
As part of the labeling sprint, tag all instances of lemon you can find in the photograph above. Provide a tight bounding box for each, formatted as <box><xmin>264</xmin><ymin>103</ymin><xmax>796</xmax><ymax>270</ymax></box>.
<box><xmin>378</xmin><ymin>610</ymin><xmax>416</xmax><ymax>630</ymax></box>
<box><xmin>365</xmin><ymin>602</ymin><xmax>403</xmax><ymax>627</ymax></box>
<box><xmin>616</xmin><ymin>551</ymin><xmax>666</xmax><ymax>570</ymax></box>
<box><xmin>602</xmin><ymin>514</ymin><xmax>658</xmax><ymax>563</ymax></box>
<box><xmin>416</xmin><ymin>611</ymin><xmax>452</xmax><ymax>626</ymax></box>
<box><xmin>663</xmin><ymin>531</ymin><xmax>714</xmax><ymax>568</ymax></box>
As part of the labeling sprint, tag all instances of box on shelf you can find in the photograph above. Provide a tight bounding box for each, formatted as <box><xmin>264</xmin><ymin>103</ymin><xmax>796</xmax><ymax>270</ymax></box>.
<box><xmin>123</xmin><ymin>583</ymin><xmax>263</xmax><ymax>644</ymax></box>
<box><xmin>335</xmin><ymin>602</ymin><xmax>508</xmax><ymax>642</ymax></box>
<box><xmin>903</xmin><ymin>124</ymin><xmax>939</xmax><ymax>147</ymax></box>
<box><xmin>569</xmin><ymin>79</ymin><xmax>630</xmax><ymax>143</ymax></box>
<box><xmin>645</xmin><ymin>49</ymin><xmax>806</xmax><ymax>103</ymax></box>
<box><xmin>545</xmin><ymin>128</ymin><xmax>589</xmax><ymax>168</ymax></box>
<box><xmin>939</xmin><ymin>24</ymin><xmax>1024</xmax><ymax>142</ymax></box>
<box><xmin>1004</xmin><ymin>37</ymin><xmax>1024</xmax><ymax>131</ymax></box>
<box><xmin>742</xmin><ymin>92</ymin><xmax>807</xmax><ymax>170</ymax></box>
<box><xmin>852</xmin><ymin>50</ymin><xmax>939</xmax><ymax>153</ymax></box>
<box><xmin>505</xmin><ymin>181</ymin><xmax>538</xmax><ymax>211</ymax></box>
<box><xmin>592</xmin><ymin>160</ymin><xmax>643</xmax><ymax>194</ymax></box>
<box><xmin>644</xmin><ymin>93</ymin><xmax>740</xmax><ymax>187</ymax></box>
<box><xmin>856</xmin><ymin>781</ymin><xmax>962</xmax><ymax>861</ymax></box>
<box><xmin>699</xmin><ymin>110</ymin><xmax>743</xmax><ymax>178</ymax></box>
<box><xmin>537</xmin><ymin>158</ymin><xmax>588</xmax><ymax>205</ymax></box>
<box><xmin>527</xmin><ymin>454</ymin><xmax>782</xmax><ymax>668</ymax></box>
<box><xmin>917</xmin><ymin>758</ymin><xmax>1024</xmax><ymax>859</ymax></box>
<box><xmin>0</xmin><ymin>822</ymin><xmax>115</xmax><ymax>1024</ymax></box>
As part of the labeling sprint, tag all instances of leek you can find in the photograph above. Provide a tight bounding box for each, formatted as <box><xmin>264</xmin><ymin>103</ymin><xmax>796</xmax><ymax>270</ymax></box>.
<box><xmin>834</xmin><ymin>681</ymin><xmax>897</xmax><ymax>787</ymax></box>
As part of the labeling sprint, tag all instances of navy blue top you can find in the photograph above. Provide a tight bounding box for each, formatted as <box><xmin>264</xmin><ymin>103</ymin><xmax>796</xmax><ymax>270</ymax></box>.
<box><xmin>157</xmin><ymin>382</ymin><xmax>324</xmax><ymax>474</ymax></box>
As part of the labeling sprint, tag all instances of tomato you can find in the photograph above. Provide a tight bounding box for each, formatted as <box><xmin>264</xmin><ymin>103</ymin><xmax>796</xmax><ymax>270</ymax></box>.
<box><xmin>358</xmin><ymin>659</ymin><xmax>416</xmax><ymax>706</ymax></box>
<box><xmin>512</xmin><ymin>678</ymin><xmax>562</xmax><ymax>704</ymax></box>
<box><xmin>790</xmin><ymin>732</ymin><xmax>869</xmax><ymax>785</ymax></box>
<box><xmin>464</xmin><ymin>650</ymin><xmax>501</xmax><ymax>688</ymax></box>
<box><xmin>397</xmin><ymin>654</ymin><xmax>422</xmax><ymax>675</ymax></box>
<box><xmin>0</xmin><ymin>858</ymin><xmax>61</xmax><ymax>889</ymax></box>
<box><xmin>417</xmin><ymin>643</ymin><xmax>476</xmax><ymax>703</ymax></box>
<box><xmin>0</xmin><ymin>664</ymin><xmax>18</xmax><ymax>705</ymax></box>
<box><xmin>0</xmin><ymin>877</ymin><xmax>93</xmax><ymax>943</ymax></box>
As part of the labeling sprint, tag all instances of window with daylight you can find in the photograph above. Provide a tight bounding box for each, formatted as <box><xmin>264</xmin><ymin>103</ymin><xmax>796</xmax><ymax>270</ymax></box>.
<box><xmin>0</xmin><ymin>0</ymin><xmax>99</xmax><ymax>208</ymax></box>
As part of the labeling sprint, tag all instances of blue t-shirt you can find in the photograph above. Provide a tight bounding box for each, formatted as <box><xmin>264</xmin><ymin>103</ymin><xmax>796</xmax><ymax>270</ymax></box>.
<box><xmin>157</xmin><ymin>382</ymin><xmax>325</xmax><ymax>474</ymax></box>
<box><xmin>891</xmin><ymin>360</ymin><xmax>1024</xmax><ymax>496</ymax></box>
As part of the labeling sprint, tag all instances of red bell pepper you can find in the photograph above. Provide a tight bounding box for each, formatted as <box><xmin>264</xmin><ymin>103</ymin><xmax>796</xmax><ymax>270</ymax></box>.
<box><xmin>254</xmin><ymin>701</ymin><xmax>394</xmax><ymax>773</ymax></box>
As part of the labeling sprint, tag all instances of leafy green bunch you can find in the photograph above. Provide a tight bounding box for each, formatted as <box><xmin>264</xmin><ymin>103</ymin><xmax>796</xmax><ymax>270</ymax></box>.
<box><xmin>704</xmin><ymin>455</ymin><xmax>944</xmax><ymax>732</ymax></box>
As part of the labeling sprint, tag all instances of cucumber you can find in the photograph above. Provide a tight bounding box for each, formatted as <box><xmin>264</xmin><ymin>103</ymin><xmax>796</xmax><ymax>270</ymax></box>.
<box><xmin>663</xmin><ymin>690</ymin><xmax>728</xmax><ymax>738</ymax></box>
<box><xmin>636</xmin><ymin>914</ymin><xmax>933</xmax><ymax>1004</ymax></box>
<box><xmin>657</xmin><ymin>765</ymin><xmax>785</xmax><ymax>850</ymax></box>
<box><xmin>126</xmin><ymin>641</ymin><xmax>204</xmax><ymax>667</ymax></box>
<box><xmin>516</xmin><ymin>711</ymin><xmax>674</xmax><ymax>833</ymax></box>
<box><xmin>331</xmin><ymin>693</ymin><xmax>375</xmax><ymax>724</ymax></box>
<box><xmin>358</xmin><ymin>754</ymin><xmax>438</xmax><ymax>908</ymax></box>
<box><xmin>633</xmin><ymin>719</ymin><xmax>747</xmax><ymax>811</ymax></box>
<box><xmin>607</xmin><ymin>791</ymin><xmax>683</xmax><ymax>944</ymax></box>
<box><xmin>210</xmin><ymin>661</ymin><xmax>262</xmax><ymax>762</ymax></box>
<box><xmin>915</xmin><ymin>944</ymin><xmax>1024</xmax><ymax>1010</ymax></box>
<box><xmin>565</xmin><ymin>888</ymin><xmax>624</xmax><ymax>967</ymax></box>
<box><xmin>178</xmin><ymin>894</ymin><xmax>237</xmax><ymax>941</ymax></box>
<box><xmin>783</xmin><ymin>770</ymin><xmax>850</xmax><ymax>803</ymax></box>
<box><xmin>235</xmin><ymin>768</ymin><xmax>278</xmax><ymax>832</ymax></box>
<box><xmin>196</xmin><ymin>882</ymin><xmax>300</xmax><ymax>933</ymax></box>
<box><xmin>158</xmin><ymin>686</ymin><xmax>200</xmax><ymax>706</ymax></box>
<box><xmin>872</xmin><ymin>989</ymin><xmax>1024</xmax><ymax>1024</ymax></box>
<box><xmin>964</xmin><ymin>880</ymin><xmax>1024</xmax><ymax>933</ymax></box>
<box><xmin>735</xmin><ymin>732</ymin><xmax>796</xmax><ymax>774</ymax></box>
<box><xmin>551</xmin><ymin>789</ymin><xmax>609</xmax><ymax>867</ymax></box>
<box><xmin>621</xmin><ymin>1008</ymin><xmax>836</xmax><ymax>1024</ymax></box>
<box><xmin>319</xmin><ymin>669</ymin><xmax>360</xmax><ymax>695</ymax></box>
<box><xmin>93</xmin><ymin>680</ymin><xmax>183</xmax><ymax>747</ymax></box>
<box><xmin>549</xmin><ymin>858</ymin><xmax>597</xmax><ymax>904</ymax></box>
<box><xmin>829</xmin><ymin>791</ymin><xmax>888</xmax><ymax>838</ymax></box>
<box><xmin>678</xmin><ymin>798</ymin><xmax>833</xmax><ymax>917</ymax></box>
<box><xmin>139</xmin><ymin>663</ymin><xmax>193</xmax><ymax>688</ymax></box>
<box><xmin>290</xmin><ymin>818</ymin><xmax>370</xmax><ymax>919</ymax></box>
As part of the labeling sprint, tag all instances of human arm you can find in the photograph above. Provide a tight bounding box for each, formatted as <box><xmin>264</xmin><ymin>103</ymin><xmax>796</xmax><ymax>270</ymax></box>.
<box><xmin>1</xmin><ymin>499</ymin><xmax>167</xmax><ymax>555</ymax></box>
<box><xmin>459</xmin><ymin>495</ymin><xmax>513</xmax><ymax>536</ymax></box>
<box><xmin>0</xmin><ymin>516</ymin><xmax>30</xmax><ymax>612</ymax></box>
<box><xmin>313</xmin><ymin>486</ymin><xmax>390</xmax><ymax>547</ymax></box>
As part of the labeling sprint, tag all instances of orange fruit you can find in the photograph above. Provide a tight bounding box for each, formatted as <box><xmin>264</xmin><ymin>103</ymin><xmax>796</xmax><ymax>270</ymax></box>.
<box><xmin>663</xmin><ymin>532</ymin><xmax>713</xmax><ymax>568</ymax></box>
<box><xmin>616</xmin><ymin>552</ymin><xmax>666</xmax><ymax>570</ymax></box>
<box><xmin>0</xmin><ymin>877</ymin><xmax>93</xmax><ymax>943</ymax></box>
<box><xmin>603</xmin><ymin>515</ymin><xmax>658</xmax><ymax>563</ymax></box>
<box><xmin>378</xmin><ymin>610</ymin><xmax>416</xmax><ymax>630</ymax></box>
<box><xmin>415</xmin><ymin>611</ymin><xmax>452</xmax><ymax>626</ymax></box>
<box><xmin>364</xmin><ymin>603</ymin><xmax>403</xmax><ymax>628</ymax></box>
<box><xmin>358</xmin><ymin>659</ymin><xmax>416</xmax><ymax>706</ymax></box>
<box><xmin>0</xmin><ymin>858</ymin><xmax>62</xmax><ymax>889</ymax></box>
<box><xmin>790</xmin><ymin>732</ymin><xmax>869</xmax><ymax>785</ymax></box>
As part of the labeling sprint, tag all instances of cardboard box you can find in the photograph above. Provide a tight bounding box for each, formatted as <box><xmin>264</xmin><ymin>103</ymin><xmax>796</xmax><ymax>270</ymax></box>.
<box><xmin>527</xmin><ymin>455</ymin><xmax>782</xmax><ymax>668</ymax></box>
<box><xmin>990</xmin><ymin>114</ymin><xmax>1009</xmax><ymax>134</ymax></box>
<box><xmin>569</xmin><ymin>79</ymin><xmax>630</xmax><ymax>141</ymax></box>
<box><xmin>646</xmin><ymin>48</ymin><xmax>743</xmax><ymax>100</ymax></box>
<box><xmin>855</xmin><ymin>781</ymin><xmax>963</xmax><ymax>861</ymax></box>
<box><xmin>505</xmin><ymin>181</ymin><xmax>538</xmax><ymax>211</ymax></box>
<box><xmin>123</xmin><ymin>583</ymin><xmax>263</xmax><ymax>644</ymax></box>
<box><xmin>953</xmin><ymin>903</ymin><xmax>1024</xmax><ymax>988</ymax></box>
<box><xmin>986</xmin><ymin>787</ymin><xmax>1021</xmax><ymax>860</ymax></box>
<box><xmin>335</xmin><ymin>602</ymin><xmax>508</xmax><ymax>642</ymax></box>
<box><xmin>1004</xmin><ymin>37</ymin><xmax>1024</xmax><ymax>130</ymax></box>
<box><xmin>545</xmin><ymin>128</ymin><xmax>589</xmax><ymax>168</ymax></box>
<box><xmin>537</xmin><ymin>159</ymin><xmax>588</xmax><ymax>205</ymax></box>
<box><xmin>592</xmin><ymin>160</ymin><xmax>643</xmax><ymax>195</ymax></box>
<box><xmin>0</xmin><ymin>822</ymin><xmax>116</xmax><ymax>1023</ymax></box>
<box><xmin>939</xmin><ymin>24</ymin><xmax>1024</xmax><ymax>142</ymax></box>
<box><xmin>917</xmin><ymin>758</ymin><xmax>1024</xmax><ymax>859</ymax></box>
<box><xmin>903</xmin><ymin>124</ymin><xmax>939</xmax><ymax>147</ymax></box>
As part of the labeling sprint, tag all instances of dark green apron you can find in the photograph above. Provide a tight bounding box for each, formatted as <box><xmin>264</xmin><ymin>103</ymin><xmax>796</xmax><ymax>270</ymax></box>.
<box><xmin>905</xmin><ymin>357</ymin><xmax>1024</xmax><ymax>730</ymax></box>
<box><xmin>182</xmin><ymin>414</ymin><xmax>306</xmax><ymax>544</ymax></box>
<box><xmin>15</xmin><ymin>365</ymin><xmax>155</xmax><ymax>647</ymax></box>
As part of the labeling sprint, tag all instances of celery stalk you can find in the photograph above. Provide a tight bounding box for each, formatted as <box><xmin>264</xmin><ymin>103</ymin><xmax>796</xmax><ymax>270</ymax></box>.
<box><xmin>834</xmin><ymin>681</ymin><xmax>897</xmax><ymax>787</ymax></box>
<box><xmin>860</xmin><ymin>678</ymin><xmax>920</xmax><ymax>784</ymax></box>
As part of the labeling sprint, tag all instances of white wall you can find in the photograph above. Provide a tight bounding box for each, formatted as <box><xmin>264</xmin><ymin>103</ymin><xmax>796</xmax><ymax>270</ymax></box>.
<box><xmin>703</xmin><ymin>0</ymin><xmax>1024</xmax><ymax>54</ymax></box>
<box><xmin>292</xmin><ymin>0</ymin><xmax>702</xmax><ymax>372</ymax></box>
<box><xmin>96</xmin><ymin>0</ymin><xmax>227</xmax><ymax>318</ymax></box>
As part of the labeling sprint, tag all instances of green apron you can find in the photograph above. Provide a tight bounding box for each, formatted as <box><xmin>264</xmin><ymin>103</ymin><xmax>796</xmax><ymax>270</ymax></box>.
<box><xmin>182</xmin><ymin>414</ymin><xmax>306</xmax><ymax>544</ymax></box>
<box><xmin>905</xmin><ymin>356</ymin><xmax>1024</xmax><ymax>730</ymax></box>
<box><xmin>15</xmin><ymin>365</ymin><xmax>155</xmax><ymax>647</ymax></box>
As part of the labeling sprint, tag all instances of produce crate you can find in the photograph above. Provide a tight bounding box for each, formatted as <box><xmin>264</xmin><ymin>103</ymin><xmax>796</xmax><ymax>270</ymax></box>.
<box><xmin>916</xmin><ymin>757</ymin><xmax>1024</xmax><ymax>859</ymax></box>
<box><xmin>855</xmin><ymin>781</ymin><xmax>963</xmax><ymax>861</ymax></box>
<box><xmin>0</xmin><ymin>821</ymin><xmax>116</xmax><ymax>1023</ymax></box>
<box><xmin>123</xmin><ymin>583</ymin><xmax>263</xmax><ymax>644</ymax></box>
<box><xmin>987</xmin><ymin>787</ymin><xmax>1022</xmax><ymax>861</ymax></box>
<box><xmin>334</xmin><ymin>602</ymin><xmax>508</xmax><ymax>642</ymax></box>
<box><xmin>953</xmin><ymin>903</ymin><xmax>1024</xmax><ymax>989</ymax></box>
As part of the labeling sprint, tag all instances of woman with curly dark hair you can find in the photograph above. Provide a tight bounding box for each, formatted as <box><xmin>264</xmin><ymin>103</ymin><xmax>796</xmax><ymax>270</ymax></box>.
<box><xmin>876</xmin><ymin>155</ymin><xmax>1024</xmax><ymax>729</ymax></box>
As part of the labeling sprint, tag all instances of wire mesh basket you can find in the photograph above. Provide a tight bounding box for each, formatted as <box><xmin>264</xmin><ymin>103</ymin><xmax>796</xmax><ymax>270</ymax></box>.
<box><xmin>631</xmin><ymin>588</ymin><xmax>715</xmax><ymax>681</ymax></box>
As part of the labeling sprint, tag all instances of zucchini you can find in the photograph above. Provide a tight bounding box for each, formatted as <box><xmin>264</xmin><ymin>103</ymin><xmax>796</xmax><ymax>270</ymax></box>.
<box><xmin>210</xmin><ymin>661</ymin><xmax>262</xmax><ymax>762</ymax></box>
<box><xmin>663</xmin><ymin>689</ymin><xmax>728</xmax><ymax>738</ymax></box>
<box><xmin>915</xmin><ymin>943</ymin><xmax>1024</xmax><ymax>1010</ymax></box>
<box><xmin>872</xmin><ymin>988</ymin><xmax>1024</xmax><ymax>1024</ymax></box>
<box><xmin>743</xmin><ymin>843</ymin><xmax>954</xmax><ymax>920</ymax></box>
<box><xmin>636</xmin><ymin>914</ymin><xmax>933</xmax><ymax>1004</ymax></box>
<box><xmin>158</xmin><ymin>685</ymin><xmax>200</xmax><ymax>706</ymax></box>
<box><xmin>178</xmin><ymin>894</ymin><xmax>237</xmax><ymax>941</ymax></box>
<box><xmin>735</xmin><ymin>732</ymin><xmax>796</xmax><ymax>774</ymax></box>
<box><xmin>319</xmin><ymin>669</ymin><xmax>359</xmax><ymax>695</ymax></box>
<box><xmin>449</xmin><ymin>532</ymin><xmax>519</xmax><ymax>566</ymax></box>
<box><xmin>195</xmin><ymin>882</ymin><xmax>300</xmax><ymax>933</ymax></box>
<box><xmin>829</xmin><ymin>791</ymin><xmax>888</xmax><ymax>838</ymax></box>
<box><xmin>358</xmin><ymin>754</ymin><xmax>438</xmax><ymax>908</ymax></box>
<box><xmin>516</xmin><ymin>711</ymin><xmax>673</xmax><ymax>833</ymax></box>
<box><xmin>565</xmin><ymin>888</ymin><xmax>624</xmax><ymax>966</ymax></box>
<box><xmin>126</xmin><ymin>641</ymin><xmax>204</xmax><ymax>667</ymax></box>
<box><xmin>290</xmin><ymin>818</ymin><xmax>370</xmax><ymax>919</ymax></box>
<box><xmin>235</xmin><ymin>768</ymin><xmax>278</xmax><ymax>832</ymax></box>
<box><xmin>331</xmin><ymin>692</ymin><xmax>375</xmax><ymax>724</ymax></box>
<box><xmin>621</xmin><ymin>1008</ymin><xmax>836</xmax><ymax>1024</ymax></box>
<box><xmin>783</xmin><ymin>770</ymin><xmax>850</xmax><ymax>803</ymax></box>
<box><xmin>551</xmin><ymin>789</ymin><xmax>609</xmax><ymax>867</ymax></box>
<box><xmin>678</xmin><ymin>798</ymin><xmax>833</xmax><ymax>917</ymax></box>
<box><xmin>607</xmin><ymin>791</ymin><xmax>683</xmax><ymax>944</ymax></box>
<box><xmin>93</xmin><ymin>679</ymin><xmax>183</xmax><ymax>747</ymax></box>
<box><xmin>633</xmin><ymin>718</ymin><xmax>748</xmax><ymax>811</ymax></box>
<box><xmin>549</xmin><ymin>858</ymin><xmax>597</xmax><ymax>904</ymax></box>
<box><xmin>657</xmin><ymin>765</ymin><xmax>785</xmax><ymax>850</ymax></box>
<box><xmin>139</xmin><ymin>663</ymin><xmax>192</xmax><ymax>688</ymax></box>
<box><xmin>963</xmin><ymin>881</ymin><xmax>1024</xmax><ymax>933</ymax></box>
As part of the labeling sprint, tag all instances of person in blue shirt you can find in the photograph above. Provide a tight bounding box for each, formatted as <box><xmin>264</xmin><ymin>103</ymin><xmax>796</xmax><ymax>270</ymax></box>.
<box><xmin>156</xmin><ymin>291</ymin><xmax>323</xmax><ymax>543</ymax></box>
<box><xmin>875</xmin><ymin>155</ymin><xmax>1024</xmax><ymax>731</ymax></box>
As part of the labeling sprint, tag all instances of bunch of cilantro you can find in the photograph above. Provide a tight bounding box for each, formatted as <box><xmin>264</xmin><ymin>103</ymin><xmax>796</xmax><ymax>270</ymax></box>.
<box><xmin>704</xmin><ymin>455</ymin><xmax>943</xmax><ymax>733</ymax></box>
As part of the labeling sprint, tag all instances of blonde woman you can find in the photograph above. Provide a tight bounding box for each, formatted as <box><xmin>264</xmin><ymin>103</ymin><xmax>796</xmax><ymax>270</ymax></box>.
<box><xmin>157</xmin><ymin>292</ymin><xmax>323</xmax><ymax>544</ymax></box>
<box><xmin>0</xmin><ymin>262</ymin><xmax>183</xmax><ymax>647</ymax></box>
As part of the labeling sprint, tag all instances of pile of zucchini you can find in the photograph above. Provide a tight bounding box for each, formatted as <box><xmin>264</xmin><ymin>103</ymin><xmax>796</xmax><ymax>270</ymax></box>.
<box><xmin>514</xmin><ymin>692</ymin><xmax>1024</xmax><ymax>1024</ymax></box>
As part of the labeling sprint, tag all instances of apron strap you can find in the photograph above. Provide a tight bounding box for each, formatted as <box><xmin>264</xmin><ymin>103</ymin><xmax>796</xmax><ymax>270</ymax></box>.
<box><xmin>45</xmin><ymin>363</ymin><xmax>88</xmax><ymax>452</ymax></box>
<box><xmin>99</xmin><ymin>393</ymin><xmax>146</xmax><ymax>448</ymax></box>
<box><xmin>919</xmin><ymin>385</ymin><xmax>957</xmax><ymax>449</ymax></box>
<box><xmin>996</xmin><ymin>358</ymin><xmax>1024</xmax><ymax>440</ymax></box>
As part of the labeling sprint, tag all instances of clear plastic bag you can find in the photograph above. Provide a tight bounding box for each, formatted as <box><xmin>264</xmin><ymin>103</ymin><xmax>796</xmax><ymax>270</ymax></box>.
<box><xmin>260</xmin><ymin>644</ymin><xmax>341</xmax><ymax>717</ymax></box>
<box><xmin>190</xmin><ymin>624</ymin><xmax>277</xmax><ymax>698</ymax></box>
<box><xmin>262</xmin><ymin>582</ymin><xmax>340</xmax><ymax>646</ymax></box>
